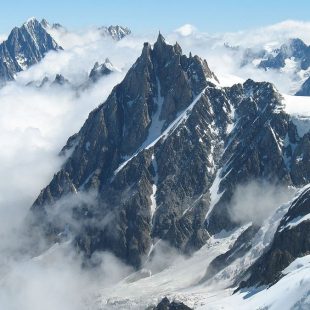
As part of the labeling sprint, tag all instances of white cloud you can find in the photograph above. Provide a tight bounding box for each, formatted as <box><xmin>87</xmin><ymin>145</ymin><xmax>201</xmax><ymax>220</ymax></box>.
<box><xmin>229</xmin><ymin>181</ymin><xmax>295</xmax><ymax>225</ymax></box>
<box><xmin>174</xmin><ymin>24</ymin><xmax>197</xmax><ymax>37</ymax></box>
<box><xmin>0</xmin><ymin>28</ymin><xmax>149</xmax><ymax>310</ymax></box>
<box><xmin>0</xmin><ymin>29</ymin><xmax>150</xmax><ymax>238</ymax></box>
<box><xmin>0</xmin><ymin>33</ymin><xmax>6</xmax><ymax>43</ymax></box>
<box><xmin>0</xmin><ymin>241</ymin><xmax>132</xmax><ymax>310</ymax></box>
<box><xmin>168</xmin><ymin>20</ymin><xmax>310</xmax><ymax>94</ymax></box>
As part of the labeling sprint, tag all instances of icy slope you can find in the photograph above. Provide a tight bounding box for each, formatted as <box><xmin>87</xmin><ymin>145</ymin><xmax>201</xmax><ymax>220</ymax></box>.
<box><xmin>94</xmin><ymin>227</ymin><xmax>248</xmax><ymax>309</ymax></box>
<box><xmin>200</xmin><ymin>254</ymin><xmax>310</xmax><ymax>310</ymax></box>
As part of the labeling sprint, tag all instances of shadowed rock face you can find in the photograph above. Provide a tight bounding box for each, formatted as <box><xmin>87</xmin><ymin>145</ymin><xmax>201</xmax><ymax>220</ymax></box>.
<box><xmin>29</xmin><ymin>34</ymin><xmax>310</xmax><ymax>269</ymax></box>
<box><xmin>30</xmin><ymin>34</ymin><xmax>219</xmax><ymax>267</ymax></box>
<box><xmin>0</xmin><ymin>18</ymin><xmax>62</xmax><ymax>83</ymax></box>
<box><xmin>296</xmin><ymin>76</ymin><xmax>310</xmax><ymax>96</ymax></box>
<box><xmin>204</xmin><ymin>80</ymin><xmax>295</xmax><ymax>234</ymax></box>
<box><xmin>239</xmin><ymin>186</ymin><xmax>310</xmax><ymax>288</ymax></box>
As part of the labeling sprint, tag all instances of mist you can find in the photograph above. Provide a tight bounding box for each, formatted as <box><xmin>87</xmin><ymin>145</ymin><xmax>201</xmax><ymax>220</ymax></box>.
<box><xmin>229</xmin><ymin>181</ymin><xmax>296</xmax><ymax>225</ymax></box>
<box><xmin>168</xmin><ymin>20</ymin><xmax>310</xmax><ymax>93</ymax></box>
<box><xmin>0</xmin><ymin>241</ymin><xmax>133</xmax><ymax>310</ymax></box>
<box><xmin>0</xmin><ymin>28</ymin><xmax>145</xmax><ymax>310</ymax></box>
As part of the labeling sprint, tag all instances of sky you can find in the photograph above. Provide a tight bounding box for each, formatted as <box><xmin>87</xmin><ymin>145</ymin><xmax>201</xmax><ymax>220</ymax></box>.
<box><xmin>0</xmin><ymin>0</ymin><xmax>310</xmax><ymax>35</ymax></box>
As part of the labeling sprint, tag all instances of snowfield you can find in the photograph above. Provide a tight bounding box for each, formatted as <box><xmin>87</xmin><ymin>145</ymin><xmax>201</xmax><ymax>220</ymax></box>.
<box><xmin>91</xmin><ymin>187</ymin><xmax>310</xmax><ymax>309</ymax></box>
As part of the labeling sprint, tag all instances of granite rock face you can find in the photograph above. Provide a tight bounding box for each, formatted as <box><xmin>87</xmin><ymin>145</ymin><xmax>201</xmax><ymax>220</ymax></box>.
<box><xmin>204</xmin><ymin>80</ymin><xmax>303</xmax><ymax>234</ymax></box>
<box><xmin>0</xmin><ymin>18</ymin><xmax>62</xmax><ymax>83</ymax></box>
<box><xmin>239</xmin><ymin>185</ymin><xmax>310</xmax><ymax>287</ymax></box>
<box><xmin>30</xmin><ymin>35</ymin><xmax>310</xmax><ymax>269</ymax></box>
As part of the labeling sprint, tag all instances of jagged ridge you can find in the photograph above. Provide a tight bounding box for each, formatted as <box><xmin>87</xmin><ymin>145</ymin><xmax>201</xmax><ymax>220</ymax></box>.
<box><xmin>0</xmin><ymin>18</ymin><xmax>62</xmax><ymax>83</ymax></box>
<box><xmin>29</xmin><ymin>34</ymin><xmax>310</xmax><ymax>271</ymax></box>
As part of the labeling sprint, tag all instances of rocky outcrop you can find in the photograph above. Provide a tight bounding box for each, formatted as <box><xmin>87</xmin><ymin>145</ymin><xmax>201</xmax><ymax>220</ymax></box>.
<box><xmin>149</xmin><ymin>297</ymin><xmax>192</xmax><ymax>310</ymax></box>
<box><xmin>40</xmin><ymin>18</ymin><xmax>65</xmax><ymax>31</ymax></box>
<box><xmin>52</xmin><ymin>74</ymin><xmax>70</xmax><ymax>86</ymax></box>
<box><xmin>88</xmin><ymin>58</ymin><xmax>115</xmax><ymax>82</ymax></box>
<box><xmin>241</xmin><ymin>38</ymin><xmax>310</xmax><ymax>75</ymax></box>
<box><xmin>239</xmin><ymin>185</ymin><xmax>310</xmax><ymax>287</ymax></box>
<box><xmin>296</xmin><ymin>77</ymin><xmax>310</xmax><ymax>96</ymax></box>
<box><xmin>0</xmin><ymin>17</ymin><xmax>62</xmax><ymax>83</ymax></box>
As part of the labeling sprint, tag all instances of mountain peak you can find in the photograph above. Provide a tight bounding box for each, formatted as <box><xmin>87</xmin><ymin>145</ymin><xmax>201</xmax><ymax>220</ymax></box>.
<box><xmin>89</xmin><ymin>58</ymin><xmax>116</xmax><ymax>82</ymax></box>
<box><xmin>0</xmin><ymin>18</ymin><xmax>62</xmax><ymax>83</ymax></box>
<box><xmin>52</xmin><ymin>74</ymin><xmax>69</xmax><ymax>86</ymax></box>
<box><xmin>24</xmin><ymin>17</ymin><xmax>40</xmax><ymax>27</ymax></box>
<box><xmin>30</xmin><ymin>36</ymin><xmax>219</xmax><ymax>267</ymax></box>
<box><xmin>99</xmin><ymin>25</ymin><xmax>131</xmax><ymax>40</ymax></box>
<box><xmin>156</xmin><ymin>31</ymin><xmax>166</xmax><ymax>44</ymax></box>
<box><xmin>25</xmin><ymin>17</ymin><xmax>38</xmax><ymax>23</ymax></box>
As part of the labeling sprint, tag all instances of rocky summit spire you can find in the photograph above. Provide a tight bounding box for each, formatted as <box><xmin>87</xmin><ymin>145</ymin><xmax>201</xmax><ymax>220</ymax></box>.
<box><xmin>174</xmin><ymin>41</ymin><xmax>182</xmax><ymax>55</ymax></box>
<box><xmin>157</xmin><ymin>31</ymin><xmax>166</xmax><ymax>44</ymax></box>
<box><xmin>88</xmin><ymin>58</ymin><xmax>116</xmax><ymax>82</ymax></box>
<box><xmin>154</xmin><ymin>31</ymin><xmax>167</xmax><ymax>51</ymax></box>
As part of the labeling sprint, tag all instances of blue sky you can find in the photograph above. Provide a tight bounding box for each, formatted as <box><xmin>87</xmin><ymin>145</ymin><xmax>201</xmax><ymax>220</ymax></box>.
<box><xmin>0</xmin><ymin>0</ymin><xmax>309</xmax><ymax>34</ymax></box>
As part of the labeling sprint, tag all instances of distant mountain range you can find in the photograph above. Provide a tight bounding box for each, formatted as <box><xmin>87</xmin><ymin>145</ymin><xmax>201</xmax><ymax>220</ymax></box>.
<box><xmin>240</xmin><ymin>38</ymin><xmax>310</xmax><ymax>95</ymax></box>
<box><xmin>0</xmin><ymin>18</ymin><xmax>131</xmax><ymax>85</ymax></box>
<box><xmin>98</xmin><ymin>25</ymin><xmax>131</xmax><ymax>40</ymax></box>
<box><xmin>0</xmin><ymin>18</ymin><xmax>61</xmax><ymax>83</ymax></box>
<box><xmin>26</xmin><ymin>58</ymin><xmax>119</xmax><ymax>91</ymax></box>
<box><xmin>243</xmin><ymin>38</ymin><xmax>310</xmax><ymax>71</ymax></box>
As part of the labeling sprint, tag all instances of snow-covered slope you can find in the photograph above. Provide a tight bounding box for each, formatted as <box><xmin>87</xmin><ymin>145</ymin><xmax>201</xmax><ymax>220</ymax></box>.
<box><xmin>200</xmin><ymin>254</ymin><xmax>310</xmax><ymax>310</ymax></box>
<box><xmin>92</xmin><ymin>186</ymin><xmax>310</xmax><ymax>309</ymax></box>
<box><xmin>94</xmin><ymin>226</ymin><xmax>248</xmax><ymax>309</ymax></box>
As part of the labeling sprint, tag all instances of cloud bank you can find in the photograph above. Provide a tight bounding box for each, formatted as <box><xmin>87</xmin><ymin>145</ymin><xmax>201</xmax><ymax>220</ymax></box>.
<box><xmin>168</xmin><ymin>20</ymin><xmax>310</xmax><ymax>93</ymax></box>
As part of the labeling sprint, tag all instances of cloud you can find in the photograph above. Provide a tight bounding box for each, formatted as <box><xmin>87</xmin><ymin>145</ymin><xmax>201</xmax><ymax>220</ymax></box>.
<box><xmin>0</xmin><ymin>240</ymin><xmax>132</xmax><ymax>310</ymax></box>
<box><xmin>169</xmin><ymin>20</ymin><xmax>310</xmax><ymax>94</ymax></box>
<box><xmin>229</xmin><ymin>181</ymin><xmax>296</xmax><ymax>226</ymax></box>
<box><xmin>0</xmin><ymin>28</ymin><xmax>149</xmax><ymax>310</ymax></box>
<box><xmin>174</xmin><ymin>24</ymin><xmax>197</xmax><ymax>37</ymax></box>
<box><xmin>16</xmin><ymin>34</ymin><xmax>149</xmax><ymax>85</ymax></box>
<box><xmin>0</xmin><ymin>27</ymin><xmax>152</xmax><ymax>238</ymax></box>
<box><xmin>0</xmin><ymin>33</ymin><xmax>6</xmax><ymax>43</ymax></box>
